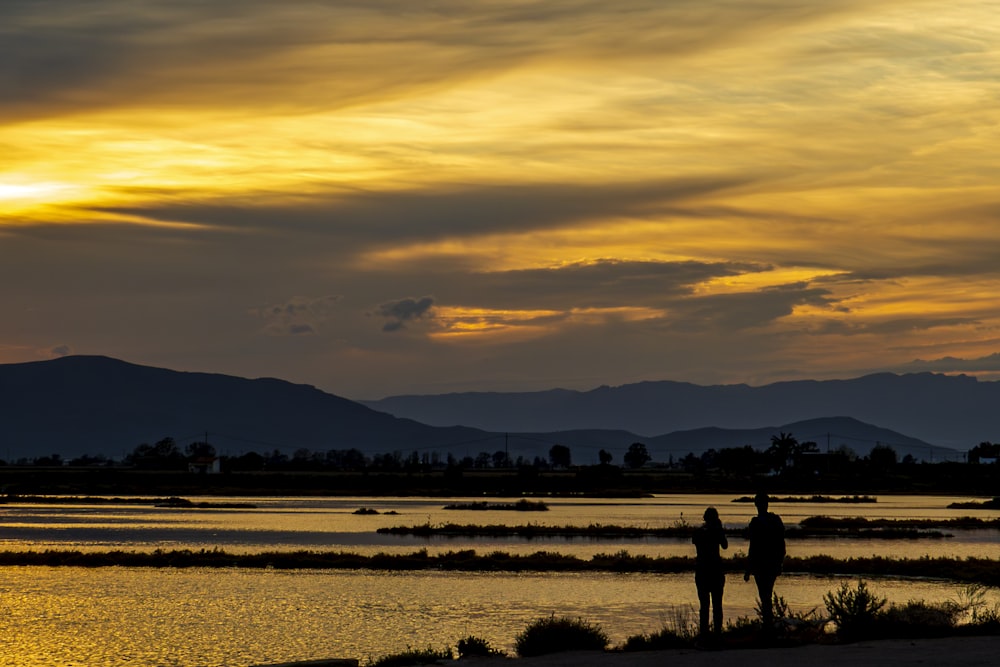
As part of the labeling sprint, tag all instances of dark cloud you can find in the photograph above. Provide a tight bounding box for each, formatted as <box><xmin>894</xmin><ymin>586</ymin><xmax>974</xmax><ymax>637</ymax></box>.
<box><xmin>50</xmin><ymin>345</ymin><xmax>72</xmax><ymax>357</ymax></box>
<box><xmin>812</xmin><ymin>317</ymin><xmax>979</xmax><ymax>337</ymax></box>
<box><xmin>250</xmin><ymin>296</ymin><xmax>343</xmax><ymax>337</ymax></box>
<box><xmin>376</xmin><ymin>296</ymin><xmax>435</xmax><ymax>332</ymax></box>
<box><xmin>90</xmin><ymin>177</ymin><xmax>750</xmax><ymax>248</ymax></box>
<box><xmin>669</xmin><ymin>282</ymin><xmax>837</xmax><ymax>331</ymax></box>
<box><xmin>453</xmin><ymin>259</ymin><xmax>771</xmax><ymax>310</ymax></box>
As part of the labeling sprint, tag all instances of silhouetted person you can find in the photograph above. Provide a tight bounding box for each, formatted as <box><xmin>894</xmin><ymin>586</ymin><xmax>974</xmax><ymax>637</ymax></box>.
<box><xmin>692</xmin><ymin>506</ymin><xmax>728</xmax><ymax>641</ymax></box>
<box><xmin>744</xmin><ymin>492</ymin><xmax>785</xmax><ymax>629</ymax></box>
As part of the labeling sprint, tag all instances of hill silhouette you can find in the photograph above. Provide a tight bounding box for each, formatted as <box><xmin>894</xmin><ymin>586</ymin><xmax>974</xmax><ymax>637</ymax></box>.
<box><xmin>363</xmin><ymin>373</ymin><xmax>997</xmax><ymax>451</ymax></box>
<box><xmin>0</xmin><ymin>356</ymin><xmax>488</xmax><ymax>460</ymax></box>
<box><xmin>0</xmin><ymin>356</ymin><xmax>957</xmax><ymax>462</ymax></box>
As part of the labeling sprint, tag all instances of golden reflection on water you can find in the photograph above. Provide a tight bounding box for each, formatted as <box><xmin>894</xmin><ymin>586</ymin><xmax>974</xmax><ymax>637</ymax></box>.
<box><xmin>0</xmin><ymin>567</ymin><xmax>997</xmax><ymax>666</ymax></box>
<box><xmin>2</xmin><ymin>494</ymin><xmax>998</xmax><ymax>560</ymax></box>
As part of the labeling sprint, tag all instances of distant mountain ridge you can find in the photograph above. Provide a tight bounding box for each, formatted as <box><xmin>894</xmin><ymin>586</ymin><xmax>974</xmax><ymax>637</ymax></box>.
<box><xmin>0</xmin><ymin>356</ymin><xmax>962</xmax><ymax>463</ymax></box>
<box><xmin>0</xmin><ymin>355</ymin><xmax>488</xmax><ymax>460</ymax></box>
<box><xmin>363</xmin><ymin>373</ymin><xmax>999</xmax><ymax>451</ymax></box>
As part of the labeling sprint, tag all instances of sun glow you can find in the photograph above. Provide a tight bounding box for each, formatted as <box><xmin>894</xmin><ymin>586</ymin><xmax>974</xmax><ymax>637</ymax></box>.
<box><xmin>0</xmin><ymin>181</ymin><xmax>81</xmax><ymax>209</ymax></box>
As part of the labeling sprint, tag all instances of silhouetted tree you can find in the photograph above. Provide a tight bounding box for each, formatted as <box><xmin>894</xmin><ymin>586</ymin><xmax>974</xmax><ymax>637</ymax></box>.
<box><xmin>768</xmin><ymin>432</ymin><xmax>798</xmax><ymax>472</ymax></box>
<box><xmin>492</xmin><ymin>450</ymin><xmax>512</xmax><ymax>468</ymax></box>
<box><xmin>868</xmin><ymin>444</ymin><xmax>898</xmax><ymax>471</ymax></box>
<box><xmin>681</xmin><ymin>452</ymin><xmax>704</xmax><ymax>474</ymax></box>
<box><xmin>623</xmin><ymin>442</ymin><xmax>651</xmax><ymax>469</ymax></box>
<box><xmin>548</xmin><ymin>444</ymin><xmax>572</xmax><ymax>468</ymax></box>
<box><xmin>598</xmin><ymin>449</ymin><xmax>613</xmax><ymax>466</ymax></box>
<box><xmin>969</xmin><ymin>442</ymin><xmax>1000</xmax><ymax>464</ymax></box>
<box><xmin>128</xmin><ymin>437</ymin><xmax>186</xmax><ymax>470</ymax></box>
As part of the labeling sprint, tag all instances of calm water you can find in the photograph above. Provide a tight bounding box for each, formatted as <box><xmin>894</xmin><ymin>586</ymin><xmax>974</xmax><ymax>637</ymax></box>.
<box><xmin>0</xmin><ymin>494</ymin><xmax>997</xmax><ymax>665</ymax></box>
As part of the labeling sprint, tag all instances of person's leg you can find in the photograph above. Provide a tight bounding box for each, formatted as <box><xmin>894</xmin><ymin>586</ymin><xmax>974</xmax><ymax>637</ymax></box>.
<box><xmin>696</xmin><ymin>581</ymin><xmax>711</xmax><ymax>636</ymax></box>
<box><xmin>711</xmin><ymin>580</ymin><xmax>724</xmax><ymax>636</ymax></box>
<box><xmin>755</xmin><ymin>574</ymin><xmax>776</xmax><ymax>626</ymax></box>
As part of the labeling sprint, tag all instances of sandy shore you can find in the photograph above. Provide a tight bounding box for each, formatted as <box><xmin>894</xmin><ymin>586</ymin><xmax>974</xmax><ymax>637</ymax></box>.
<box><xmin>508</xmin><ymin>636</ymin><xmax>1000</xmax><ymax>667</ymax></box>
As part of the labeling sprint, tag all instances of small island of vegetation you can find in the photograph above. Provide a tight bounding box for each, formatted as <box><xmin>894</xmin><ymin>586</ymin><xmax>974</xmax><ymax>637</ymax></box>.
<box><xmin>947</xmin><ymin>497</ymin><xmax>1000</xmax><ymax>510</ymax></box>
<box><xmin>442</xmin><ymin>499</ymin><xmax>549</xmax><ymax>511</ymax></box>
<box><xmin>732</xmin><ymin>494</ymin><xmax>877</xmax><ymax>503</ymax></box>
<box><xmin>375</xmin><ymin>515</ymin><xmax>977</xmax><ymax>540</ymax></box>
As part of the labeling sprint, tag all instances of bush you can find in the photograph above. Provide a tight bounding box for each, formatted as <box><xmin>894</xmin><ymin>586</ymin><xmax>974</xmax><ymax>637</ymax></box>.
<box><xmin>368</xmin><ymin>646</ymin><xmax>452</xmax><ymax>667</ymax></box>
<box><xmin>456</xmin><ymin>635</ymin><xmax>504</xmax><ymax>658</ymax></box>
<box><xmin>824</xmin><ymin>580</ymin><xmax>887</xmax><ymax>640</ymax></box>
<box><xmin>514</xmin><ymin>615</ymin><xmax>610</xmax><ymax>657</ymax></box>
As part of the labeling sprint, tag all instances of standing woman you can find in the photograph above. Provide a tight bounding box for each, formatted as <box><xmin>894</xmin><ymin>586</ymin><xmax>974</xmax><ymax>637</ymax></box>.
<box><xmin>692</xmin><ymin>506</ymin><xmax>728</xmax><ymax>641</ymax></box>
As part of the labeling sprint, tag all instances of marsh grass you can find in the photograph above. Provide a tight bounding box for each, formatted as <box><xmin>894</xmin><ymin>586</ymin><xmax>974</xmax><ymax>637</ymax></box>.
<box><xmin>620</xmin><ymin>605</ymin><xmax>697</xmax><ymax>651</ymax></box>
<box><xmin>366</xmin><ymin>646</ymin><xmax>452</xmax><ymax>667</ymax></box>
<box><xmin>5</xmin><ymin>549</ymin><xmax>1000</xmax><ymax>587</ymax></box>
<box><xmin>379</xmin><ymin>516</ymin><xmax>990</xmax><ymax>540</ymax></box>
<box><xmin>455</xmin><ymin>635</ymin><xmax>505</xmax><ymax>658</ymax></box>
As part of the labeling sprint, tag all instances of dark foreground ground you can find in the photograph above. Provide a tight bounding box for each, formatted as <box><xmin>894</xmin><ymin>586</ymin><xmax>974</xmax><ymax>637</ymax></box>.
<box><xmin>257</xmin><ymin>636</ymin><xmax>1000</xmax><ymax>667</ymax></box>
<box><xmin>507</xmin><ymin>636</ymin><xmax>1000</xmax><ymax>667</ymax></box>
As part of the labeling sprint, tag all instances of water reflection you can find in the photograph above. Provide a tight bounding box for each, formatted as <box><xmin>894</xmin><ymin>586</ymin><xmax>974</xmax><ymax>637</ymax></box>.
<box><xmin>1</xmin><ymin>567</ymin><xmax>995</xmax><ymax>666</ymax></box>
<box><xmin>1</xmin><ymin>494</ymin><xmax>998</xmax><ymax>560</ymax></box>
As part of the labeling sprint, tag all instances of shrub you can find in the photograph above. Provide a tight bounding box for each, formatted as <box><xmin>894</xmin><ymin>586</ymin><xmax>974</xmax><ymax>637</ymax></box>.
<box><xmin>824</xmin><ymin>580</ymin><xmax>887</xmax><ymax>640</ymax></box>
<box><xmin>514</xmin><ymin>615</ymin><xmax>610</xmax><ymax>657</ymax></box>
<box><xmin>368</xmin><ymin>646</ymin><xmax>452</xmax><ymax>667</ymax></box>
<box><xmin>456</xmin><ymin>635</ymin><xmax>504</xmax><ymax>658</ymax></box>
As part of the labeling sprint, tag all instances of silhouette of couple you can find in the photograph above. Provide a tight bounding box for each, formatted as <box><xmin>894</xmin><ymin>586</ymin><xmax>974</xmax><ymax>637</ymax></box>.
<box><xmin>692</xmin><ymin>492</ymin><xmax>785</xmax><ymax>641</ymax></box>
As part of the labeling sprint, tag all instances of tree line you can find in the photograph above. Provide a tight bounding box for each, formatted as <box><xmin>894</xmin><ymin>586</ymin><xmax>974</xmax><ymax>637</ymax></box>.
<box><xmin>13</xmin><ymin>433</ymin><xmax>997</xmax><ymax>476</ymax></box>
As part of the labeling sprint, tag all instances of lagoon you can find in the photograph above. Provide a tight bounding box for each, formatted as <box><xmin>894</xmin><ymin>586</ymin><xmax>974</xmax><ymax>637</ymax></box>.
<box><xmin>0</xmin><ymin>494</ymin><xmax>998</xmax><ymax>665</ymax></box>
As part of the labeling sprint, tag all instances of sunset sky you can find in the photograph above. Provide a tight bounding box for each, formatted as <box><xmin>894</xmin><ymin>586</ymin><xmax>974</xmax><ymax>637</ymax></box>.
<box><xmin>3</xmin><ymin>0</ymin><xmax>1000</xmax><ymax>399</ymax></box>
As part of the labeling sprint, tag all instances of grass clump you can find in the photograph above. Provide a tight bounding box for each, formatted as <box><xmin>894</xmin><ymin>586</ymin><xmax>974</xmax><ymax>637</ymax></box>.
<box><xmin>620</xmin><ymin>605</ymin><xmax>696</xmax><ymax>651</ymax></box>
<box><xmin>514</xmin><ymin>615</ymin><xmax>610</xmax><ymax>657</ymax></box>
<box><xmin>456</xmin><ymin>635</ymin><xmax>505</xmax><ymax>658</ymax></box>
<box><xmin>367</xmin><ymin>646</ymin><xmax>452</xmax><ymax>667</ymax></box>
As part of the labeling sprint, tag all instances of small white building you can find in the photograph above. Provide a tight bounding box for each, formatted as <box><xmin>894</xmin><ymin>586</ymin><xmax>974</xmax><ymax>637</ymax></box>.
<box><xmin>188</xmin><ymin>457</ymin><xmax>221</xmax><ymax>474</ymax></box>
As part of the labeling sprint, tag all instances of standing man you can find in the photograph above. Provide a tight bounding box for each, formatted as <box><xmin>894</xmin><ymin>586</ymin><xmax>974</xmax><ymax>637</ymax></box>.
<box><xmin>744</xmin><ymin>492</ymin><xmax>785</xmax><ymax>629</ymax></box>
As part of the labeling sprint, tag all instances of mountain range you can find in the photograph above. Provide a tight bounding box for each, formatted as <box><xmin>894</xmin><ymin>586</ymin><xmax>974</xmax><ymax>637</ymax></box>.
<box><xmin>0</xmin><ymin>355</ymin><xmax>976</xmax><ymax>463</ymax></box>
<box><xmin>364</xmin><ymin>373</ymin><xmax>999</xmax><ymax>452</ymax></box>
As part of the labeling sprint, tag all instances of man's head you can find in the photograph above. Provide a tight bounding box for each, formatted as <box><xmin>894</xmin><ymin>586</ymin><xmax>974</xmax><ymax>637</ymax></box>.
<box><xmin>754</xmin><ymin>492</ymin><xmax>769</xmax><ymax>513</ymax></box>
